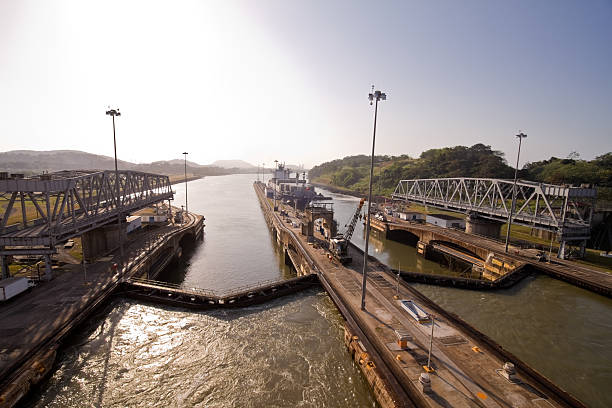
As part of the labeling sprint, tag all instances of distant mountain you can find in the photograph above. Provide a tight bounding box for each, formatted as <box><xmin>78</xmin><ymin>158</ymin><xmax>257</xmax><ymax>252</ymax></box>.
<box><xmin>0</xmin><ymin>150</ymin><xmax>230</xmax><ymax>177</ymax></box>
<box><xmin>0</xmin><ymin>150</ymin><xmax>134</xmax><ymax>173</ymax></box>
<box><xmin>210</xmin><ymin>160</ymin><xmax>256</xmax><ymax>169</ymax></box>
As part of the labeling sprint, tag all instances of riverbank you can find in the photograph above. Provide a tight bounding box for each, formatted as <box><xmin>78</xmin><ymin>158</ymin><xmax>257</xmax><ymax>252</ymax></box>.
<box><xmin>310</xmin><ymin>181</ymin><xmax>365</xmax><ymax>198</ymax></box>
<box><xmin>168</xmin><ymin>174</ymin><xmax>203</xmax><ymax>185</ymax></box>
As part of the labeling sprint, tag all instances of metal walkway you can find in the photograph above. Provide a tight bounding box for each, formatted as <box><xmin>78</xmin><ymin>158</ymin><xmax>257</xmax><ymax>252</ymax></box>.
<box><xmin>120</xmin><ymin>274</ymin><xmax>320</xmax><ymax>309</ymax></box>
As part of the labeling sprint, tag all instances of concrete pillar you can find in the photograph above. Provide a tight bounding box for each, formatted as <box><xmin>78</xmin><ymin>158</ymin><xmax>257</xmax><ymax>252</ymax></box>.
<box><xmin>1</xmin><ymin>255</ymin><xmax>10</xmax><ymax>279</ymax></box>
<box><xmin>82</xmin><ymin>223</ymin><xmax>126</xmax><ymax>262</ymax></box>
<box><xmin>530</xmin><ymin>228</ymin><xmax>555</xmax><ymax>241</ymax></box>
<box><xmin>419</xmin><ymin>373</ymin><xmax>432</xmax><ymax>393</ymax></box>
<box><xmin>465</xmin><ymin>215</ymin><xmax>503</xmax><ymax>239</ymax></box>
<box><xmin>557</xmin><ymin>240</ymin><xmax>568</xmax><ymax>259</ymax></box>
<box><xmin>43</xmin><ymin>254</ymin><xmax>53</xmax><ymax>280</ymax></box>
<box><xmin>82</xmin><ymin>228</ymin><xmax>107</xmax><ymax>263</ymax></box>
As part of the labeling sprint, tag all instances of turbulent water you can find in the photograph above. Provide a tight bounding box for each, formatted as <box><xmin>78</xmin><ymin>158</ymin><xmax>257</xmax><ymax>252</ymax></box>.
<box><xmin>25</xmin><ymin>294</ymin><xmax>376</xmax><ymax>408</ymax></box>
<box><xmin>21</xmin><ymin>174</ymin><xmax>612</xmax><ymax>408</ymax></box>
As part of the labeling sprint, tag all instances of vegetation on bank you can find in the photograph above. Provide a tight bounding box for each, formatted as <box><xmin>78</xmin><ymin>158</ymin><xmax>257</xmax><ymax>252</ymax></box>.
<box><xmin>310</xmin><ymin>145</ymin><xmax>612</xmax><ymax>265</ymax></box>
<box><xmin>309</xmin><ymin>145</ymin><xmax>612</xmax><ymax>203</ymax></box>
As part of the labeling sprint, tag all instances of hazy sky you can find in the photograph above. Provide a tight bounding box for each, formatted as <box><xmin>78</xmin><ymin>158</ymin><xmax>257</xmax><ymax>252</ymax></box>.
<box><xmin>1</xmin><ymin>0</ymin><xmax>611</xmax><ymax>168</ymax></box>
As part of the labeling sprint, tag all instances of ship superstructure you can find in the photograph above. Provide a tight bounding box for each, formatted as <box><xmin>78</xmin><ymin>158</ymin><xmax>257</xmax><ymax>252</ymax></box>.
<box><xmin>265</xmin><ymin>163</ymin><xmax>322</xmax><ymax>210</ymax></box>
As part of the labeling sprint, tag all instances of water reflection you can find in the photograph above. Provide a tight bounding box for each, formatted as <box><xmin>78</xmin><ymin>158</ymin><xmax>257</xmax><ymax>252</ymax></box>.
<box><xmin>25</xmin><ymin>293</ymin><xmax>377</xmax><ymax>408</ymax></box>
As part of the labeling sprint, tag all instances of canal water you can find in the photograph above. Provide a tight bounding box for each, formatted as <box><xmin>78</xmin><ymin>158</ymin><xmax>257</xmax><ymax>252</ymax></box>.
<box><xmin>22</xmin><ymin>174</ymin><xmax>611</xmax><ymax>407</ymax></box>
<box><xmin>319</xmin><ymin>186</ymin><xmax>612</xmax><ymax>408</ymax></box>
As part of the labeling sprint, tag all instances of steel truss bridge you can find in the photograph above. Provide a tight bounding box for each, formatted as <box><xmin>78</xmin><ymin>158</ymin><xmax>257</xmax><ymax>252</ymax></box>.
<box><xmin>0</xmin><ymin>170</ymin><xmax>173</xmax><ymax>253</ymax></box>
<box><xmin>391</xmin><ymin>178</ymin><xmax>597</xmax><ymax>244</ymax></box>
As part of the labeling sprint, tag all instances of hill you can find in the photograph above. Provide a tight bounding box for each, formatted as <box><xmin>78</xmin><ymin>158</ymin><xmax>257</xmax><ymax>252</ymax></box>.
<box><xmin>211</xmin><ymin>160</ymin><xmax>256</xmax><ymax>169</ymax></box>
<box><xmin>309</xmin><ymin>144</ymin><xmax>612</xmax><ymax>202</ymax></box>
<box><xmin>0</xmin><ymin>150</ymin><xmax>230</xmax><ymax>177</ymax></box>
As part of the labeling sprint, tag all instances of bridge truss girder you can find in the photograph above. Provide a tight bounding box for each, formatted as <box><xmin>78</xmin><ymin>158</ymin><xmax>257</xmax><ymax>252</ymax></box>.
<box><xmin>391</xmin><ymin>178</ymin><xmax>596</xmax><ymax>242</ymax></box>
<box><xmin>0</xmin><ymin>170</ymin><xmax>173</xmax><ymax>249</ymax></box>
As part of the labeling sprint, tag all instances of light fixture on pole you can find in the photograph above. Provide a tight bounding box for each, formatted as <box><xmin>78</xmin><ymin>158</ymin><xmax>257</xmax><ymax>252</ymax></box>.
<box><xmin>262</xmin><ymin>163</ymin><xmax>265</xmax><ymax>184</ymax></box>
<box><xmin>504</xmin><ymin>131</ymin><xmax>527</xmax><ymax>253</ymax></box>
<box><xmin>182</xmin><ymin>152</ymin><xmax>189</xmax><ymax>219</ymax></box>
<box><xmin>106</xmin><ymin>107</ymin><xmax>124</xmax><ymax>271</ymax></box>
<box><xmin>273</xmin><ymin>159</ymin><xmax>278</xmax><ymax>211</ymax></box>
<box><xmin>361</xmin><ymin>86</ymin><xmax>387</xmax><ymax>311</ymax></box>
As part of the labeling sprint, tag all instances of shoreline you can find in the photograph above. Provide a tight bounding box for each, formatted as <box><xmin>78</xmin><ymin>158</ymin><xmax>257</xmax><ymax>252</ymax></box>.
<box><xmin>169</xmin><ymin>175</ymin><xmax>203</xmax><ymax>186</ymax></box>
<box><xmin>310</xmin><ymin>181</ymin><xmax>365</xmax><ymax>198</ymax></box>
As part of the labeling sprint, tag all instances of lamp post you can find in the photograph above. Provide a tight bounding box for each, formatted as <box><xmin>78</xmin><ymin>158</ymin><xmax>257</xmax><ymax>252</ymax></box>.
<box><xmin>106</xmin><ymin>107</ymin><xmax>124</xmax><ymax>271</ymax></box>
<box><xmin>504</xmin><ymin>131</ymin><xmax>527</xmax><ymax>253</ymax></box>
<box><xmin>182</xmin><ymin>152</ymin><xmax>188</xmax><ymax>220</ymax></box>
<box><xmin>361</xmin><ymin>86</ymin><xmax>386</xmax><ymax>310</ymax></box>
<box><xmin>262</xmin><ymin>163</ymin><xmax>265</xmax><ymax>184</ymax></box>
<box><xmin>273</xmin><ymin>159</ymin><xmax>278</xmax><ymax>211</ymax></box>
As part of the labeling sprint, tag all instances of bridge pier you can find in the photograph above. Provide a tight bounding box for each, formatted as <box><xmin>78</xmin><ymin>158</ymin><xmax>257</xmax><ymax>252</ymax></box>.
<box><xmin>465</xmin><ymin>214</ymin><xmax>502</xmax><ymax>239</ymax></box>
<box><xmin>0</xmin><ymin>254</ymin><xmax>9</xmax><ymax>279</ymax></box>
<box><xmin>43</xmin><ymin>254</ymin><xmax>52</xmax><ymax>280</ymax></box>
<box><xmin>558</xmin><ymin>239</ymin><xmax>587</xmax><ymax>259</ymax></box>
<box><xmin>82</xmin><ymin>223</ymin><xmax>126</xmax><ymax>262</ymax></box>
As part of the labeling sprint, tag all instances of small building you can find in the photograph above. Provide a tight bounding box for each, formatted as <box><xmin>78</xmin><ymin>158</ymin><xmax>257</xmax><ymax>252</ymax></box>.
<box><xmin>141</xmin><ymin>214</ymin><xmax>168</xmax><ymax>224</ymax></box>
<box><xmin>396</xmin><ymin>211</ymin><xmax>425</xmax><ymax>222</ymax></box>
<box><xmin>425</xmin><ymin>214</ymin><xmax>465</xmax><ymax>229</ymax></box>
<box><xmin>126</xmin><ymin>215</ymin><xmax>142</xmax><ymax>233</ymax></box>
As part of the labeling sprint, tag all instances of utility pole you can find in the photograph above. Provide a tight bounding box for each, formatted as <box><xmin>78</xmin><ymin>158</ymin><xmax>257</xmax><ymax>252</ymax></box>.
<box><xmin>361</xmin><ymin>86</ymin><xmax>386</xmax><ymax>310</ymax></box>
<box><xmin>182</xmin><ymin>152</ymin><xmax>189</xmax><ymax>220</ymax></box>
<box><xmin>395</xmin><ymin>261</ymin><xmax>400</xmax><ymax>299</ymax></box>
<box><xmin>273</xmin><ymin>159</ymin><xmax>278</xmax><ymax>211</ymax></box>
<box><xmin>504</xmin><ymin>132</ymin><xmax>527</xmax><ymax>253</ymax></box>
<box><xmin>106</xmin><ymin>107</ymin><xmax>124</xmax><ymax>272</ymax></box>
<box><xmin>426</xmin><ymin>316</ymin><xmax>435</xmax><ymax>371</ymax></box>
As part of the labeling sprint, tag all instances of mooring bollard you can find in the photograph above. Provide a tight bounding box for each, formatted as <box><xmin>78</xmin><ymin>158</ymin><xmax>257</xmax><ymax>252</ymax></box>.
<box><xmin>419</xmin><ymin>372</ymin><xmax>432</xmax><ymax>393</ymax></box>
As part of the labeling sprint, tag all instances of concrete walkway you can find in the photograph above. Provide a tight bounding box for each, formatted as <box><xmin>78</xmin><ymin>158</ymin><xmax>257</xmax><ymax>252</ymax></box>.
<box><xmin>0</xmin><ymin>214</ymin><xmax>200</xmax><ymax>390</ymax></box>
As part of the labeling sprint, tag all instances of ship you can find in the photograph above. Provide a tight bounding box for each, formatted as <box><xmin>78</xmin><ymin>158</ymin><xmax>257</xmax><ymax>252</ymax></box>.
<box><xmin>265</xmin><ymin>163</ymin><xmax>326</xmax><ymax>210</ymax></box>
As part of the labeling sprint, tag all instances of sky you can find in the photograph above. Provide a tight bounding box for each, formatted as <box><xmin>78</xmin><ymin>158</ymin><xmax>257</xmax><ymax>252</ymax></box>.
<box><xmin>1</xmin><ymin>0</ymin><xmax>611</xmax><ymax>169</ymax></box>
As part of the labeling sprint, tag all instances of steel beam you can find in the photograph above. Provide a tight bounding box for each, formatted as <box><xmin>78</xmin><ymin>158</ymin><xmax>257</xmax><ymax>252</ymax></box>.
<box><xmin>392</xmin><ymin>178</ymin><xmax>596</xmax><ymax>242</ymax></box>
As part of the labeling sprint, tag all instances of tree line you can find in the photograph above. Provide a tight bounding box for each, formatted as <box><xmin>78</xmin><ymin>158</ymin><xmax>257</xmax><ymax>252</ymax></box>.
<box><xmin>309</xmin><ymin>144</ymin><xmax>612</xmax><ymax>203</ymax></box>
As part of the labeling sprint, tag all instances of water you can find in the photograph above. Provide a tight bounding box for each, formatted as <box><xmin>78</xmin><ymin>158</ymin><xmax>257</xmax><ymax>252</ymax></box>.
<box><xmin>318</xmin><ymin>186</ymin><xmax>612</xmax><ymax>408</ymax></box>
<box><xmin>22</xmin><ymin>175</ymin><xmax>377</xmax><ymax>408</ymax></box>
<box><xmin>22</xmin><ymin>175</ymin><xmax>612</xmax><ymax>407</ymax></box>
<box><xmin>25</xmin><ymin>294</ymin><xmax>375</xmax><ymax>408</ymax></box>
<box><xmin>157</xmin><ymin>174</ymin><xmax>295</xmax><ymax>291</ymax></box>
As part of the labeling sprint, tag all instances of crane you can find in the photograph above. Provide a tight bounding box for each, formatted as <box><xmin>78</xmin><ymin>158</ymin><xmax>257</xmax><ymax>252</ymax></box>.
<box><xmin>329</xmin><ymin>198</ymin><xmax>366</xmax><ymax>264</ymax></box>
